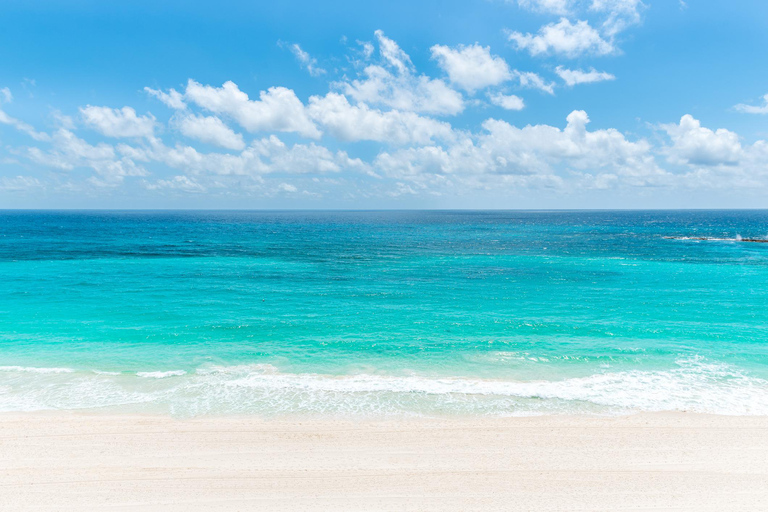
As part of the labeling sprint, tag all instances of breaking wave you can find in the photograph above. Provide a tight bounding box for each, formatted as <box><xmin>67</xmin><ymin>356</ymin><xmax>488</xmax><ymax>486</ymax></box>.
<box><xmin>0</xmin><ymin>358</ymin><xmax>766</xmax><ymax>417</ymax></box>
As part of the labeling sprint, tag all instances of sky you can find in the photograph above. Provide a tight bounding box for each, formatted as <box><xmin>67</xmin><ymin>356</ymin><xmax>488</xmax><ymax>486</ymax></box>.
<box><xmin>1</xmin><ymin>0</ymin><xmax>767</xmax><ymax>209</ymax></box>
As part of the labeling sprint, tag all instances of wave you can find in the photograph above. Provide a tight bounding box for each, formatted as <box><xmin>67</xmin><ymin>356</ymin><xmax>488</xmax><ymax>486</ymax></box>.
<box><xmin>0</xmin><ymin>365</ymin><xmax>75</xmax><ymax>374</ymax></box>
<box><xmin>136</xmin><ymin>370</ymin><xmax>187</xmax><ymax>379</ymax></box>
<box><xmin>0</xmin><ymin>359</ymin><xmax>766</xmax><ymax>417</ymax></box>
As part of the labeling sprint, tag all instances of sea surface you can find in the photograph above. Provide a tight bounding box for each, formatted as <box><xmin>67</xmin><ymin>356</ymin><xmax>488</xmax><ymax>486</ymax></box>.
<box><xmin>1</xmin><ymin>210</ymin><xmax>767</xmax><ymax>417</ymax></box>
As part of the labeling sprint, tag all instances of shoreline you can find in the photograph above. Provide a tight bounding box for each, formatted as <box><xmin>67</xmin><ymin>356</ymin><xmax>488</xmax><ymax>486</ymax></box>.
<box><xmin>2</xmin><ymin>412</ymin><xmax>767</xmax><ymax>511</ymax></box>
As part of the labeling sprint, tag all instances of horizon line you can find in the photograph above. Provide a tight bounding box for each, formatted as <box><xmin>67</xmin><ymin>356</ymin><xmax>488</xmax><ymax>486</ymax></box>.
<box><xmin>2</xmin><ymin>208</ymin><xmax>768</xmax><ymax>213</ymax></box>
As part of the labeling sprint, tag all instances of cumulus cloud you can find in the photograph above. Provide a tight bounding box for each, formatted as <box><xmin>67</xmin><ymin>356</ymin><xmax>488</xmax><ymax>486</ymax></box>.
<box><xmin>28</xmin><ymin>129</ymin><xmax>146</xmax><ymax>185</ymax></box>
<box><xmin>430</xmin><ymin>43</ymin><xmax>511</xmax><ymax>93</ymax></box>
<box><xmin>29</xmin><ymin>129</ymin><xmax>114</xmax><ymax>169</ymax></box>
<box><xmin>734</xmin><ymin>93</ymin><xmax>768</xmax><ymax>115</ymax></box>
<box><xmin>288</xmin><ymin>43</ymin><xmax>326</xmax><ymax>77</ymax></box>
<box><xmin>342</xmin><ymin>64</ymin><xmax>464</xmax><ymax>116</ymax></box>
<box><xmin>174</xmin><ymin>114</ymin><xmax>245</xmax><ymax>150</ymax></box>
<box><xmin>375</xmin><ymin>110</ymin><xmax>663</xmax><ymax>188</ymax></box>
<box><xmin>246</xmin><ymin>136</ymin><xmax>364</xmax><ymax>175</ymax></box>
<box><xmin>662</xmin><ymin>114</ymin><xmax>742</xmax><ymax>166</ymax></box>
<box><xmin>341</xmin><ymin>31</ymin><xmax>464</xmax><ymax>115</ymax></box>
<box><xmin>80</xmin><ymin>106</ymin><xmax>156</xmax><ymax>138</ymax></box>
<box><xmin>658</xmin><ymin>115</ymin><xmax>768</xmax><ymax>190</ymax></box>
<box><xmin>145</xmin><ymin>87</ymin><xmax>186</xmax><ymax>110</ymax></box>
<box><xmin>185</xmin><ymin>80</ymin><xmax>321</xmax><ymax>138</ymax></box>
<box><xmin>307</xmin><ymin>92</ymin><xmax>453</xmax><ymax>145</ymax></box>
<box><xmin>118</xmin><ymin>134</ymin><xmax>366</xmax><ymax>177</ymax></box>
<box><xmin>555</xmin><ymin>66</ymin><xmax>616</xmax><ymax>86</ymax></box>
<box><xmin>508</xmin><ymin>18</ymin><xmax>615</xmax><ymax>57</ymax></box>
<box><xmin>7</xmin><ymin>24</ymin><xmax>768</xmax><ymax>202</ymax></box>
<box><xmin>508</xmin><ymin>0</ymin><xmax>644</xmax><ymax>60</ymax></box>
<box><xmin>488</xmin><ymin>92</ymin><xmax>525</xmax><ymax>111</ymax></box>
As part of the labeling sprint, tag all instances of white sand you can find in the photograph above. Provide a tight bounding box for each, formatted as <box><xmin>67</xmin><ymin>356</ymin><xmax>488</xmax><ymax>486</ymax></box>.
<box><xmin>1</xmin><ymin>412</ymin><xmax>767</xmax><ymax>511</ymax></box>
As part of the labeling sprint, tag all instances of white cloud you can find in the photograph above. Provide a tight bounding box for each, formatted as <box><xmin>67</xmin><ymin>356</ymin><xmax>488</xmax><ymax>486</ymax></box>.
<box><xmin>144</xmin><ymin>175</ymin><xmax>207</xmax><ymax>193</ymax></box>
<box><xmin>8</xmin><ymin>21</ymin><xmax>768</xmax><ymax>202</ymax></box>
<box><xmin>0</xmin><ymin>109</ymin><xmax>50</xmax><ymax>141</ymax></box>
<box><xmin>590</xmin><ymin>0</ymin><xmax>645</xmax><ymax>38</ymax></box>
<box><xmin>374</xmin><ymin>30</ymin><xmax>412</xmax><ymax>74</ymax></box>
<box><xmin>430</xmin><ymin>44</ymin><xmax>511</xmax><ymax>93</ymax></box>
<box><xmin>289</xmin><ymin>43</ymin><xmax>326</xmax><ymax>77</ymax></box>
<box><xmin>0</xmin><ymin>175</ymin><xmax>42</xmax><ymax>192</ymax></box>
<box><xmin>488</xmin><ymin>92</ymin><xmax>525</xmax><ymax>111</ymax></box>
<box><xmin>508</xmin><ymin>18</ymin><xmax>615</xmax><ymax>57</ymax></box>
<box><xmin>145</xmin><ymin>87</ymin><xmax>186</xmax><ymax>110</ymax></box>
<box><xmin>734</xmin><ymin>93</ymin><xmax>768</xmax><ymax>115</ymax></box>
<box><xmin>358</xmin><ymin>40</ymin><xmax>375</xmax><ymax>59</ymax></box>
<box><xmin>516</xmin><ymin>0</ymin><xmax>571</xmax><ymax>15</ymax></box>
<box><xmin>662</xmin><ymin>115</ymin><xmax>742</xmax><ymax>166</ymax></box>
<box><xmin>174</xmin><ymin>114</ymin><xmax>245</xmax><ymax>150</ymax></box>
<box><xmin>375</xmin><ymin>110</ymin><xmax>663</xmax><ymax>188</ymax></box>
<box><xmin>118</xmin><ymin>134</ymin><xmax>366</xmax><ymax>177</ymax></box>
<box><xmin>341</xmin><ymin>31</ymin><xmax>464</xmax><ymax>116</ymax></box>
<box><xmin>248</xmin><ymin>136</ymin><xmax>364</xmax><ymax>175</ymax></box>
<box><xmin>80</xmin><ymin>106</ymin><xmax>156</xmax><ymax>138</ymax></box>
<box><xmin>0</xmin><ymin>87</ymin><xmax>49</xmax><ymax>141</ymax></box>
<box><xmin>185</xmin><ymin>80</ymin><xmax>321</xmax><ymax>138</ymax></box>
<box><xmin>28</xmin><ymin>129</ymin><xmax>146</xmax><ymax>185</ymax></box>
<box><xmin>277</xmin><ymin>182</ymin><xmax>298</xmax><ymax>193</ymax></box>
<box><xmin>51</xmin><ymin>110</ymin><xmax>75</xmax><ymax>130</ymax></box>
<box><xmin>29</xmin><ymin>129</ymin><xmax>114</xmax><ymax>169</ymax></box>
<box><xmin>658</xmin><ymin>117</ymin><xmax>768</xmax><ymax>190</ymax></box>
<box><xmin>555</xmin><ymin>66</ymin><xmax>616</xmax><ymax>86</ymax></box>
<box><xmin>514</xmin><ymin>71</ymin><xmax>556</xmax><ymax>94</ymax></box>
<box><xmin>307</xmin><ymin>92</ymin><xmax>453</xmax><ymax>145</ymax></box>
<box><xmin>342</xmin><ymin>65</ymin><xmax>464</xmax><ymax>116</ymax></box>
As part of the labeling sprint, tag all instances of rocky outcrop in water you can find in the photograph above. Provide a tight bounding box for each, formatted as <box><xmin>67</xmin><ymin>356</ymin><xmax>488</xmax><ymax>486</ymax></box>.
<box><xmin>664</xmin><ymin>236</ymin><xmax>768</xmax><ymax>243</ymax></box>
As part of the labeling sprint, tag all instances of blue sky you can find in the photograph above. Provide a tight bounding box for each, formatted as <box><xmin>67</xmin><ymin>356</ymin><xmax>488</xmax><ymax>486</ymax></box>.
<box><xmin>1</xmin><ymin>0</ymin><xmax>767</xmax><ymax>208</ymax></box>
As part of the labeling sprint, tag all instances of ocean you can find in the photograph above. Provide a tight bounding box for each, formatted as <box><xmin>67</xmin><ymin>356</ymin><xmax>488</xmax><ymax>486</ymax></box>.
<box><xmin>1</xmin><ymin>210</ymin><xmax>767</xmax><ymax>417</ymax></box>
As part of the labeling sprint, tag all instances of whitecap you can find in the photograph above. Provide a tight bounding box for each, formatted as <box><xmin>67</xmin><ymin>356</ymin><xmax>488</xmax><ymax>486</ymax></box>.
<box><xmin>0</xmin><ymin>366</ymin><xmax>75</xmax><ymax>374</ymax></box>
<box><xmin>136</xmin><ymin>370</ymin><xmax>187</xmax><ymax>379</ymax></box>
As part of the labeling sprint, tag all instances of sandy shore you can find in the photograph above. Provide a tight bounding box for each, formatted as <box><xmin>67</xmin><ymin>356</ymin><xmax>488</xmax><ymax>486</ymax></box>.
<box><xmin>1</xmin><ymin>413</ymin><xmax>767</xmax><ymax>511</ymax></box>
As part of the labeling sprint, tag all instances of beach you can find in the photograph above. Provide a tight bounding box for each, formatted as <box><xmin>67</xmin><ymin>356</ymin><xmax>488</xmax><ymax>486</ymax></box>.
<box><xmin>2</xmin><ymin>412</ymin><xmax>767</xmax><ymax>511</ymax></box>
<box><xmin>2</xmin><ymin>0</ymin><xmax>768</xmax><ymax>503</ymax></box>
<box><xmin>2</xmin><ymin>212</ymin><xmax>768</xmax><ymax>509</ymax></box>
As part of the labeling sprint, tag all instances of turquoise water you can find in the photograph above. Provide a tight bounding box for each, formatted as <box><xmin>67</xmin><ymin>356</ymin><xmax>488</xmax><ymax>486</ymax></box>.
<box><xmin>1</xmin><ymin>210</ymin><xmax>767</xmax><ymax>416</ymax></box>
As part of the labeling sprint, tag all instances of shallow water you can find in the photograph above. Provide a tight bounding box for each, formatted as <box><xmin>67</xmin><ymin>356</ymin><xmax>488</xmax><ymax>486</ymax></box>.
<box><xmin>1</xmin><ymin>210</ymin><xmax>767</xmax><ymax>416</ymax></box>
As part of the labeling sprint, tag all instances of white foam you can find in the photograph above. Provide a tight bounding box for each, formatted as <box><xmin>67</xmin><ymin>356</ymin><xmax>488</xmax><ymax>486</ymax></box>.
<box><xmin>0</xmin><ymin>366</ymin><xmax>75</xmax><ymax>374</ymax></box>
<box><xmin>136</xmin><ymin>370</ymin><xmax>187</xmax><ymax>379</ymax></box>
<box><xmin>196</xmin><ymin>360</ymin><xmax>768</xmax><ymax>415</ymax></box>
<box><xmin>0</xmin><ymin>359</ymin><xmax>766</xmax><ymax>416</ymax></box>
<box><xmin>196</xmin><ymin>364</ymin><xmax>279</xmax><ymax>375</ymax></box>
